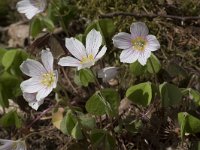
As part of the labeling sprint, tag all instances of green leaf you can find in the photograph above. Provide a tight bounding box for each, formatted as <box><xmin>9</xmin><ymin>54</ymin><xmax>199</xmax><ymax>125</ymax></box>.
<box><xmin>78</xmin><ymin>69</ymin><xmax>95</xmax><ymax>87</ymax></box>
<box><xmin>166</xmin><ymin>62</ymin><xmax>187</xmax><ymax>77</ymax></box>
<box><xmin>0</xmin><ymin>84</ymin><xmax>9</xmax><ymax>107</ymax></box>
<box><xmin>189</xmin><ymin>88</ymin><xmax>200</xmax><ymax>106</ymax></box>
<box><xmin>60</xmin><ymin>110</ymin><xmax>77</xmax><ymax>135</ymax></box>
<box><xmin>79</xmin><ymin>115</ymin><xmax>96</xmax><ymax>129</ymax></box>
<box><xmin>0</xmin><ymin>71</ymin><xmax>20</xmax><ymax>88</ymax></box>
<box><xmin>129</xmin><ymin>61</ymin><xmax>146</xmax><ymax>76</ymax></box>
<box><xmin>14</xmin><ymin>112</ymin><xmax>22</xmax><ymax>128</ymax></box>
<box><xmin>86</xmin><ymin>88</ymin><xmax>120</xmax><ymax>116</ymax></box>
<box><xmin>30</xmin><ymin>17</ymin><xmax>42</xmax><ymax>38</ymax></box>
<box><xmin>146</xmin><ymin>54</ymin><xmax>161</xmax><ymax>74</ymax></box>
<box><xmin>85</xmin><ymin>93</ymin><xmax>105</xmax><ymax>116</ymax></box>
<box><xmin>2</xmin><ymin>50</ymin><xmax>18</xmax><ymax>70</ymax></box>
<box><xmin>71</xmin><ymin>122</ymin><xmax>83</xmax><ymax>140</ymax></box>
<box><xmin>1</xmin><ymin>49</ymin><xmax>28</xmax><ymax>75</ymax></box>
<box><xmin>42</xmin><ymin>17</ymin><xmax>55</xmax><ymax>32</ymax></box>
<box><xmin>0</xmin><ymin>111</ymin><xmax>22</xmax><ymax>128</ymax></box>
<box><xmin>126</xmin><ymin>82</ymin><xmax>152</xmax><ymax>106</ymax></box>
<box><xmin>74</xmin><ymin>72</ymin><xmax>82</xmax><ymax>86</ymax></box>
<box><xmin>11</xmin><ymin>50</ymin><xmax>28</xmax><ymax>76</ymax></box>
<box><xmin>0</xmin><ymin>71</ymin><xmax>21</xmax><ymax>107</ymax></box>
<box><xmin>178</xmin><ymin>112</ymin><xmax>186</xmax><ymax>139</ymax></box>
<box><xmin>0</xmin><ymin>85</ymin><xmax>9</xmax><ymax>107</ymax></box>
<box><xmin>178</xmin><ymin>112</ymin><xmax>200</xmax><ymax>134</ymax></box>
<box><xmin>90</xmin><ymin>129</ymin><xmax>116</xmax><ymax>150</ymax></box>
<box><xmin>0</xmin><ymin>48</ymin><xmax>6</xmax><ymax>66</ymax></box>
<box><xmin>159</xmin><ymin>82</ymin><xmax>182</xmax><ymax>107</ymax></box>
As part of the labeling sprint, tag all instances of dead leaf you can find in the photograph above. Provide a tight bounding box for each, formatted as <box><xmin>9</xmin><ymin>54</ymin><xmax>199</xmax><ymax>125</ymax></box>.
<box><xmin>52</xmin><ymin>108</ymin><xmax>65</xmax><ymax>129</ymax></box>
<box><xmin>118</xmin><ymin>98</ymin><xmax>132</xmax><ymax>115</ymax></box>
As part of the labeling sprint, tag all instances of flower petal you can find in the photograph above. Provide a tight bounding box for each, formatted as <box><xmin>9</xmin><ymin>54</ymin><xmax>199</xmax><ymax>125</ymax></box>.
<box><xmin>95</xmin><ymin>46</ymin><xmax>107</xmax><ymax>60</ymax></box>
<box><xmin>23</xmin><ymin>92</ymin><xmax>44</xmax><ymax>110</ymax></box>
<box><xmin>16</xmin><ymin>140</ymin><xmax>27</xmax><ymax>150</ymax></box>
<box><xmin>137</xmin><ymin>51</ymin><xmax>151</xmax><ymax>66</ymax></box>
<box><xmin>146</xmin><ymin>35</ymin><xmax>160</xmax><ymax>51</ymax></box>
<box><xmin>98</xmin><ymin>67</ymin><xmax>119</xmax><ymax>82</ymax></box>
<box><xmin>0</xmin><ymin>139</ymin><xmax>27</xmax><ymax>150</ymax></box>
<box><xmin>17</xmin><ymin>0</ymin><xmax>46</xmax><ymax>19</ymax></box>
<box><xmin>120</xmin><ymin>48</ymin><xmax>139</xmax><ymax>63</ymax></box>
<box><xmin>17</xmin><ymin>2</ymin><xmax>38</xmax><ymax>19</ymax></box>
<box><xmin>20</xmin><ymin>78</ymin><xmax>43</xmax><ymax>93</ymax></box>
<box><xmin>65</xmin><ymin>38</ymin><xmax>86</xmax><ymax>60</ymax></box>
<box><xmin>17</xmin><ymin>0</ymin><xmax>32</xmax><ymax>13</ymax></box>
<box><xmin>0</xmin><ymin>139</ymin><xmax>15</xmax><ymax>150</ymax></box>
<box><xmin>86</xmin><ymin>29</ymin><xmax>102</xmax><ymax>56</ymax></box>
<box><xmin>27</xmin><ymin>11</ymin><xmax>38</xmax><ymax>19</ymax></box>
<box><xmin>112</xmin><ymin>32</ymin><xmax>132</xmax><ymax>49</ymax></box>
<box><xmin>20</xmin><ymin>59</ymin><xmax>46</xmax><ymax>77</ymax></box>
<box><xmin>41</xmin><ymin>49</ymin><xmax>54</xmax><ymax>72</ymax></box>
<box><xmin>36</xmin><ymin>87</ymin><xmax>52</xmax><ymax>101</ymax></box>
<box><xmin>28</xmin><ymin>99</ymin><xmax>44</xmax><ymax>110</ymax></box>
<box><xmin>130</xmin><ymin>22</ymin><xmax>149</xmax><ymax>37</ymax></box>
<box><xmin>58</xmin><ymin>56</ymin><xmax>81</xmax><ymax>67</ymax></box>
<box><xmin>23</xmin><ymin>92</ymin><xmax>37</xmax><ymax>102</ymax></box>
<box><xmin>78</xmin><ymin>61</ymin><xmax>95</xmax><ymax>70</ymax></box>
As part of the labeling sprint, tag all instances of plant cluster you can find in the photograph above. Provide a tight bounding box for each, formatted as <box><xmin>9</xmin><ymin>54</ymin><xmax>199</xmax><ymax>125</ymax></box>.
<box><xmin>0</xmin><ymin>0</ymin><xmax>200</xmax><ymax>149</ymax></box>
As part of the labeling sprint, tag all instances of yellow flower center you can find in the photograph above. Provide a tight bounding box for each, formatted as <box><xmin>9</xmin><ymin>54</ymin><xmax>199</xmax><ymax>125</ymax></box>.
<box><xmin>131</xmin><ymin>37</ymin><xmax>147</xmax><ymax>51</ymax></box>
<box><xmin>81</xmin><ymin>54</ymin><xmax>94</xmax><ymax>64</ymax></box>
<box><xmin>41</xmin><ymin>72</ymin><xmax>55</xmax><ymax>87</ymax></box>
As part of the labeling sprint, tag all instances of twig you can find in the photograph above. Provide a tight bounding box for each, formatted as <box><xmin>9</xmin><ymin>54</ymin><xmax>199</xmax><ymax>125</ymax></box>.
<box><xmin>26</xmin><ymin>106</ymin><xmax>54</xmax><ymax>129</ymax></box>
<box><xmin>100</xmin><ymin>12</ymin><xmax>200</xmax><ymax>21</ymax></box>
<box><xmin>23</xmin><ymin>127</ymin><xmax>55</xmax><ymax>140</ymax></box>
<box><xmin>61</xmin><ymin>67</ymin><xmax>79</xmax><ymax>95</ymax></box>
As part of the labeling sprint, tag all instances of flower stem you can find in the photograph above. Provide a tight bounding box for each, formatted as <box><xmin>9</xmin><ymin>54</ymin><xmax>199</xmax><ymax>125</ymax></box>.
<box><xmin>61</xmin><ymin>67</ymin><xmax>79</xmax><ymax>95</ymax></box>
<box><xmin>91</xmin><ymin>69</ymin><xmax>102</xmax><ymax>90</ymax></box>
<box><xmin>149</xmin><ymin>58</ymin><xmax>158</xmax><ymax>85</ymax></box>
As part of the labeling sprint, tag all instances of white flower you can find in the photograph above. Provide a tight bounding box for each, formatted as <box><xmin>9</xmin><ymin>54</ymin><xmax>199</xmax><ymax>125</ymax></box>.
<box><xmin>98</xmin><ymin>67</ymin><xmax>119</xmax><ymax>82</ymax></box>
<box><xmin>23</xmin><ymin>93</ymin><xmax>44</xmax><ymax>110</ymax></box>
<box><xmin>112</xmin><ymin>22</ymin><xmax>160</xmax><ymax>65</ymax></box>
<box><xmin>20</xmin><ymin>49</ymin><xmax>58</xmax><ymax>110</ymax></box>
<box><xmin>0</xmin><ymin>139</ymin><xmax>26</xmax><ymax>150</ymax></box>
<box><xmin>16</xmin><ymin>0</ymin><xmax>47</xmax><ymax>19</ymax></box>
<box><xmin>58</xmin><ymin>29</ymin><xmax>107</xmax><ymax>70</ymax></box>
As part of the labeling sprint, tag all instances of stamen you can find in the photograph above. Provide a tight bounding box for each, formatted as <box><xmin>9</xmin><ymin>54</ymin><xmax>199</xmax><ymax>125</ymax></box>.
<box><xmin>81</xmin><ymin>54</ymin><xmax>94</xmax><ymax>64</ymax></box>
<box><xmin>41</xmin><ymin>72</ymin><xmax>55</xmax><ymax>87</ymax></box>
<box><xmin>131</xmin><ymin>37</ymin><xmax>147</xmax><ymax>51</ymax></box>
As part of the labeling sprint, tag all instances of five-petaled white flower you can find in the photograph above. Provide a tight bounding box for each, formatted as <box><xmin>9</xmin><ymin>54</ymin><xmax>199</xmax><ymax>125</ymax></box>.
<box><xmin>58</xmin><ymin>29</ymin><xmax>107</xmax><ymax>70</ymax></box>
<box><xmin>16</xmin><ymin>0</ymin><xmax>47</xmax><ymax>19</ymax></box>
<box><xmin>112</xmin><ymin>22</ymin><xmax>160</xmax><ymax>65</ymax></box>
<box><xmin>20</xmin><ymin>49</ymin><xmax>58</xmax><ymax>110</ymax></box>
<box><xmin>98</xmin><ymin>67</ymin><xmax>119</xmax><ymax>82</ymax></box>
<box><xmin>0</xmin><ymin>139</ymin><xmax>27</xmax><ymax>150</ymax></box>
